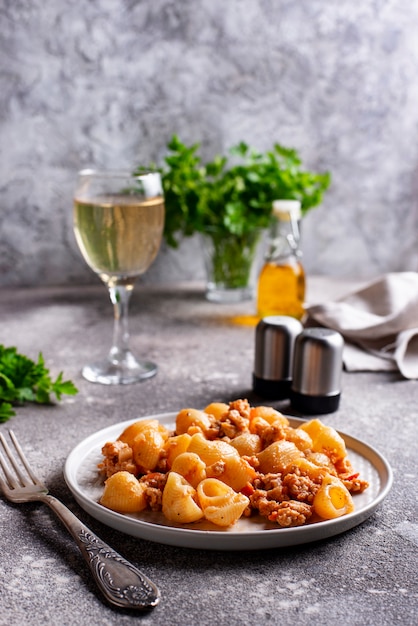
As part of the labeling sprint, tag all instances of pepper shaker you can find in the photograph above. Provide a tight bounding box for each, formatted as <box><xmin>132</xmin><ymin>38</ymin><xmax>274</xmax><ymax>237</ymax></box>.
<box><xmin>253</xmin><ymin>316</ymin><xmax>303</xmax><ymax>399</ymax></box>
<box><xmin>290</xmin><ymin>328</ymin><xmax>344</xmax><ymax>414</ymax></box>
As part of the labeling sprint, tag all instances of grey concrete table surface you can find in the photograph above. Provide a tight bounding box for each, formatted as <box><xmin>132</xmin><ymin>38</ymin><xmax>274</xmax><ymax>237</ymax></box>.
<box><xmin>0</xmin><ymin>279</ymin><xmax>417</xmax><ymax>626</ymax></box>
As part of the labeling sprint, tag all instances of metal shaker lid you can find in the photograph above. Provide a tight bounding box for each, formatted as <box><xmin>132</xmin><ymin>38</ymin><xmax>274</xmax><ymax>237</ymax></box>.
<box><xmin>291</xmin><ymin>328</ymin><xmax>344</xmax><ymax>396</ymax></box>
<box><xmin>254</xmin><ymin>316</ymin><xmax>303</xmax><ymax>381</ymax></box>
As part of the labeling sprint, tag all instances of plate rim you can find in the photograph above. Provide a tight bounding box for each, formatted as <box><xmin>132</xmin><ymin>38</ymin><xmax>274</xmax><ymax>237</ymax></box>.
<box><xmin>64</xmin><ymin>413</ymin><xmax>393</xmax><ymax>550</ymax></box>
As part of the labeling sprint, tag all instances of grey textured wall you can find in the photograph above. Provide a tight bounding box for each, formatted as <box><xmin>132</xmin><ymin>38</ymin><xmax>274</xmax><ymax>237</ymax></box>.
<box><xmin>1</xmin><ymin>1</ymin><xmax>418</xmax><ymax>288</ymax></box>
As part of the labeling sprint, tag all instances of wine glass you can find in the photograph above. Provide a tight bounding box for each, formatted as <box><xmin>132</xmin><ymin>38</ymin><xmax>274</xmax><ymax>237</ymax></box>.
<box><xmin>73</xmin><ymin>169</ymin><xmax>165</xmax><ymax>384</ymax></box>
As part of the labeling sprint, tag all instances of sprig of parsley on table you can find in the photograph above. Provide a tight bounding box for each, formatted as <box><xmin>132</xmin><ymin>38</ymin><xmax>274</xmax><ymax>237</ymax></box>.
<box><xmin>0</xmin><ymin>345</ymin><xmax>78</xmax><ymax>423</ymax></box>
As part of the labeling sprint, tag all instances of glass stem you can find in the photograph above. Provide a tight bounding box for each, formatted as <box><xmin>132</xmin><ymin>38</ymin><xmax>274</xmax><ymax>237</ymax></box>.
<box><xmin>108</xmin><ymin>284</ymin><xmax>134</xmax><ymax>363</ymax></box>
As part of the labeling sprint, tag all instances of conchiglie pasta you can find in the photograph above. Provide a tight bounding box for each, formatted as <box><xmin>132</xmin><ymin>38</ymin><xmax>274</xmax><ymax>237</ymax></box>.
<box><xmin>306</xmin><ymin>451</ymin><xmax>336</xmax><ymax>471</ymax></box>
<box><xmin>164</xmin><ymin>433</ymin><xmax>192</xmax><ymax>468</ymax></box>
<box><xmin>313</xmin><ymin>474</ymin><xmax>354</xmax><ymax>519</ymax></box>
<box><xmin>250</xmin><ymin>406</ymin><xmax>289</xmax><ymax>427</ymax></box>
<box><xmin>175</xmin><ymin>408</ymin><xmax>212</xmax><ymax>435</ymax></box>
<box><xmin>187</xmin><ymin>432</ymin><xmax>239</xmax><ymax>465</ymax></box>
<box><xmin>283</xmin><ymin>426</ymin><xmax>313</xmax><ymax>451</ymax></box>
<box><xmin>298</xmin><ymin>419</ymin><xmax>346</xmax><ymax>462</ymax></box>
<box><xmin>132</xmin><ymin>425</ymin><xmax>166</xmax><ymax>472</ymax></box>
<box><xmin>119</xmin><ymin>419</ymin><xmax>169</xmax><ymax>447</ymax></box>
<box><xmin>162</xmin><ymin>472</ymin><xmax>204</xmax><ymax>523</ymax></box>
<box><xmin>293</xmin><ymin>457</ymin><xmax>329</xmax><ymax>481</ymax></box>
<box><xmin>171</xmin><ymin>452</ymin><xmax>206</xmax><ymax>488</ymax></box>
<box><xmin>206</xmin><ymin>455</ymin><xmax>256</xmax><ymax>491</ymax></box>
<box><xmin>203</xmin><ymin>402</ymin><xmax>229</xmax><ymax>420</ymax></box>
<box><xmin>100</xmin><ymin>471</ymin><xmax>147</xmax><ymax>513</ymax></box>
<box><xmin>257</xmin><ymin>440</ymin><xmax>302</xmax><ymax>473</ymax></box>
<box><xmin>197</xmin><ymin>478</ymin><xmax>249</xmax><ymax>527</ymax></box>
<box><xmin>229</xmin><ymin>433</ymin><xmax>262</xmax><ymax>456</ymax></box>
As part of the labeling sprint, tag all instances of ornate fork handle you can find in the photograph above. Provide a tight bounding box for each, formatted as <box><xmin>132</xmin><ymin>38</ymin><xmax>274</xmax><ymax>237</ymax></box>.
<box><xmin>39</xmin><ymin>492</ymin><xmax>160</xmax><ymax>610</ymax></box>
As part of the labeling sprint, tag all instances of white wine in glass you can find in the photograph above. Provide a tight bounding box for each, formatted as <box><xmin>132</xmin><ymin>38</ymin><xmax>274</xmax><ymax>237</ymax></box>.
<box><xmin>73</xmin><ymin>169</ymin><xmax>165</xmax><ymax>384</ymax></box>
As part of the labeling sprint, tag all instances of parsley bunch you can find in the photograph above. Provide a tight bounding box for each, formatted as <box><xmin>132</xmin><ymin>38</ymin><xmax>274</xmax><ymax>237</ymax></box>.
<box><xmin>0</xmin><ymin>345</ymin><xmax>78</xmax><ymax>423</ymax></box>
<box><xmin>137</xmin><ymin>136</ymin><xmax>331</xmax><ymax>248</ymax></box>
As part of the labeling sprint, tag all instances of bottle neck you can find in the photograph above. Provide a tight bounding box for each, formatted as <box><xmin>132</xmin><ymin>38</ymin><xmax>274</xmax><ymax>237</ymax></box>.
<box><xmin>265</xmin><ymin>213</ymin><xmax>302</xmax><ymax>261</ymax></box>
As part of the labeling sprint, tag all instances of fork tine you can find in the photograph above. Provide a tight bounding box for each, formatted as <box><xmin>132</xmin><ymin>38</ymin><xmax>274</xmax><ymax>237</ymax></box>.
<box><xmin>0</xmin><ymin>471</ymin><xmax>8</xmax><ymax>491</ymax></box>
<box><xmin>0</xmin><ymin>431</ymin><xmax>38</xmax><ymax>488</ymax></box>
<box><xmin>0</xmin><ymin>438</ymin><xmax>22</xmax><ymax>488</ymax></box>
<box><xmin>8</xmin><ymin>430</ymin><xmax>42</xmax><ymax>485</ymax></box>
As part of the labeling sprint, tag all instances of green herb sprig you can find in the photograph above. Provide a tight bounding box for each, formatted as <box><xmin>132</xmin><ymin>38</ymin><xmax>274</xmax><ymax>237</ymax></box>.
<box><xmin>0</xmin><ymin>345</ymin><xmax>78</xmax><ymax>423</ymax></box>
<box><xmin>136</xmin><ymin>136</ymin><xmax>331</xmax><ymax>248</ymax></box>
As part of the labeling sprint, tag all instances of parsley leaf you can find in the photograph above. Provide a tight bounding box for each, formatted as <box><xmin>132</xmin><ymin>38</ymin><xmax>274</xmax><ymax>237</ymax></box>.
<box><xmin>136</xmin><ymin>136</ymin><xmax>331</xmax><ymax>248</ymax></box>
<box><xmin>0</xmin><ymin>345</ymin><xmax>78</xmax><ymax>423</ymax></box>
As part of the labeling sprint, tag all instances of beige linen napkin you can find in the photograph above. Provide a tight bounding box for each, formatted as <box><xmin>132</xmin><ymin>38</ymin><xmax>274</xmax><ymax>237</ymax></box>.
<box><xmin>306</xmin><ymin>272</ymin><xmax>418</xmax><ymax>379</ymax></box>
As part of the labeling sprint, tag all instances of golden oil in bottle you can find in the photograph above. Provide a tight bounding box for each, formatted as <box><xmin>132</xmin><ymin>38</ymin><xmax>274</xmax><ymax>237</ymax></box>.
<box><xmin>257</xmin><ymin>200</ymin><xmax>306</xmax><ymax>320</ymax></box>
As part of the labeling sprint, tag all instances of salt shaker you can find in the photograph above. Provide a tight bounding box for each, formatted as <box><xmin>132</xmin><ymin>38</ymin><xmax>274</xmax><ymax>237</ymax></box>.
<box><xmin>253</xmin><ymin>316</ymin><xmax>303</xmax><ymax>399</ymax></box>
<box><xmin>290</xmin><ymin>328</ymin><xmax>344</xmax><ymax>414</ymax></box>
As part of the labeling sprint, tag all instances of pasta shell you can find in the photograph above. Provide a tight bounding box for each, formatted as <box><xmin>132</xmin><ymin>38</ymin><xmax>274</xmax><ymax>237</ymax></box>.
<box><xmin>250</xmin><ymin>406</ymin><xmax>289</xmax><ymax>427</ymax></box>
<box><xmin>119</xmin><ymin>419</ymin><xmax>169</xmax><ymax>447</ymax></box>
<box><xmin>204</xmin><ymin>402</ymin><xmax>229</xmax><ymax>420</ymax></box>
<box><xmin>100</xmin><ymin>471</ymin><xmax>147</xmax><ymax>513</ymax></box>
<box><xmin>197</xmin><ymin>479</ymin><xmax>249</xmax><ymax>527</ymax></box>
<box><xmin>206</xmin><ymin>456</ymin><xmax>256</xmax><ymax>491</ymax></box>
<box><xmin>293</xmin><ymin>458</ymin><xmax>329</xmax><ymax>481</ymax></box>
<box><xmin>171</xmin><ymin>452</ymin><xmax>206</xmax><ymax>488</ymax></box>
<box><xmin>175</xmin><ymin>408</ymin><xmax>212</xmax><ymax>435</ymax></box>
<box><xmin>196</xmin><ymin>477</ymin><xmax>231</xmax><ymax>508</ymax></box>
<box><xmin>164</xmin><ymin>433</ymin><xmax>192</xmax><ymax>468</ymax></box>
<box><xmin>283</xmin><ymin>426</ymin><xmax>313</xmax><ymax>451</ymax></box>
<box><xmin>162</xmin><ymin>472</ymin><xmax>203</xmax><ymax>523</ymax></box>
<box><xmin>306</xmin><ymin>451</ymin><xmax>335</xmax><ymax>471</ymax></box>
<box><xmin>298</xmin><ymin>419</ymin><xmax>346</xmax><ymax>462</ymax></box>
<box><xmin>229</xmin><ymin>433</ymin><xmax>262</xmax><ymax>456</ymax></box>
<box><xmin>188</xmin><ymin>433</ymin><xmax>239</xmax><ymax>465</ymax></box>
<box><xmin>313</xmin><ymin>474</ymin><xmax>354</xmax><ymax>519</ymax></box>
<box><xmin>132</xmin><ymin>426</ymin><xmax>166</xmax><ymax>472</ymax></box>
<box><xmin>257</xmin><ymin>440</ymin><xmax>302</xmax><ymax>473</ymax></box>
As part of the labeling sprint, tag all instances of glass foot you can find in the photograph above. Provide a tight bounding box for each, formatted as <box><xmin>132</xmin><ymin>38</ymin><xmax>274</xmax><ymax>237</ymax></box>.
<box><xmin>82</xmin><ymin>351</ymin><xmax>157</xmax><ymax>385</ymax></box>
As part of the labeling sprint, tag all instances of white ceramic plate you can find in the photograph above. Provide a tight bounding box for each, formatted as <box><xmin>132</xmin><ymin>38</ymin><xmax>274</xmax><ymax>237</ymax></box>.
<box><xmin>64</xmin><ymin>413</ymin><xmax>393</xmax><ymax>551</ymax></box>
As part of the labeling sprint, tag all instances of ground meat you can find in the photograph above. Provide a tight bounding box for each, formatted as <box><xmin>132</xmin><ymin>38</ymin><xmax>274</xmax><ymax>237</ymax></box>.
<box><xmin>215</xmin><ymin>400</ymin><xmax>252</xmax><ymax>438</ymax></box>
<box><xmin>341</xmin><ymin>475</ymin><xmax>369</xmax><ymax>494</ymax></box>
<box><xmin>218</xmin><ymin>418</ymin><xmax>240</xmax><ymax>439</ymax></box>
<box><xmin>139</xmin><ymin>472</ymin><xmax>167</xmax><ymax>511</ymax></box>
<box><xmin>229</xmin><ymin>399</ymin><xmax>251</xmax><ymax>419</ymax></box>
<box><xmin>242</xmin><ymin>455</ymin><xmax>260</xmax><ymax>469</ymax></box>
<box><xmin>333</xmin><ymin>457</ymin><xmax>369</xmax><ymax>493</ymax></box>
<box><xmin>156</xmin><ymin>456</ymin><xmax>169</xmax><ymax>473</ymax></box>
<box><xmin>144</xmin><ymin>488</ymin><xmax>163</xmax><ymax>511</ymax></box>
<box><xmin>219</xmin><ymin>409</ymin><xmax>250</xmax><ymax>438</ymax></box>
<box><xmin>204</xmin><ymin>423</ymin><xmax>223</xmax><ymax>440</ymax></box>
<box><xmin>139</xmin><ymin>472</ymin><xmax>167</xmax><ymax>490</ymax></box>
<box><xmin>206</xmin><ymin>460</ymin><xmax>226</xmax><ymax>477</ymax></box>
<box><xmin>250</xmin><ymin>490</ymin><xmax>280</xmax><ymax>515</ymax></box>
<box><xmin>252</xmin><ymin>422</ymin><xmax>287</xmax><ymax>448</ymax></box>
<box><xmin>269</xmin><ymin>501</ymin><xmax>313</xmax><ymax>527</ymax></box>
<box><xmin>250</xmin><ymin>467</ymin><xmax>318</xmax><ymax>521</ymax></box>
<box><xmin>270</xmin><ymin>424</ymin><xmax>288</xmax><ymax>445</ymax></box>
<box><xmin>282</xmin><ymin>472</ymin><xmax>320</xmax><ymax>504</ymax></box>
<box><xmin>253</xmin><ymin>473</ymin><xmax>283</xmax><ymax>491</ymax></box>
<box><xmin>98</xmin><ymin>441</ymin><xmax>137</xmax><ymax>478</ymax></box>
<box><xmin>251</xmin><ymin>490</ymin><xmax>312</xmax><ymax>527</ymax></box>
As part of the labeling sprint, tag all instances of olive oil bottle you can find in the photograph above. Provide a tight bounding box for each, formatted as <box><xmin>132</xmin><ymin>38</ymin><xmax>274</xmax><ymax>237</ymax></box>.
<box><xmin>257</xmin><ymin>200</ymin><xmax>306</xmax><ymax>320</ymax></box>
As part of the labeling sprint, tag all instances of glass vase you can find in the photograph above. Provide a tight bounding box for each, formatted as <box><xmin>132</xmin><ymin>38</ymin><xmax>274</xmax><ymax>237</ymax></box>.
<box><xmin>201</xmin><ymin>228</ymin><xmax>264</xmax><ymax>303</ymax></box>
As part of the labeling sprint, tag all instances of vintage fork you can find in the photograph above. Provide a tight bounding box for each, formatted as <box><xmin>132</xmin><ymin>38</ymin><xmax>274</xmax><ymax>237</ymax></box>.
<box><xmin>0</xmin><ymin>430</ymin><xmax>160</xmax><ymax>610</ymax></box>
